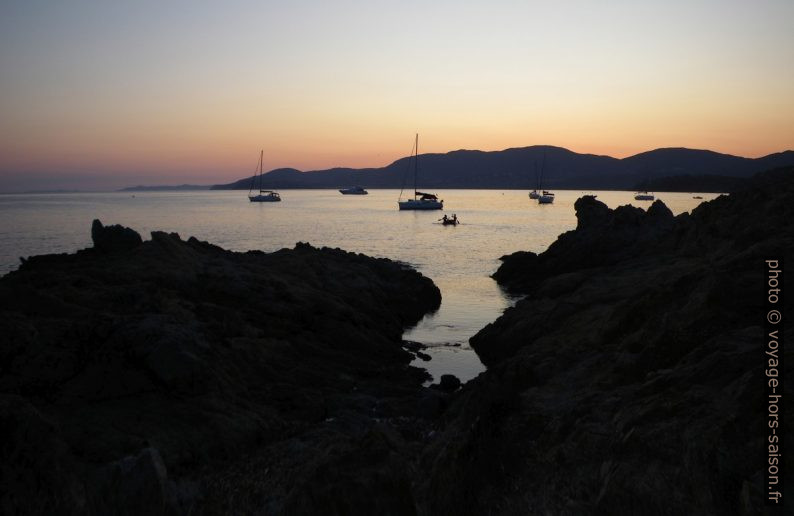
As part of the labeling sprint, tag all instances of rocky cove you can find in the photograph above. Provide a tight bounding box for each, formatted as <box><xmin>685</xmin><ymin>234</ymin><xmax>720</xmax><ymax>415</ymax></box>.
<box><xmin>1</xmin><ymin>168</ymin><xmax>792</xmax><ymax>515</ymax></box>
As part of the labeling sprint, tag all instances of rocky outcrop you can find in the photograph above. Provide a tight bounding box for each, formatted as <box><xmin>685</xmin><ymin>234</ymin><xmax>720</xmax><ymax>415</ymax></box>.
<box><xmin>91</xmin><ymin>219</ymin><xmax>144</xmax><ymax>253</ymax></box>
<box><xmin>421</xmin><ymin>168</ymin><xmax>793</xmax><ymax>514</ymax></box>
<box><xmin>431</xmin><ymin>374</ymin><xmax>461</xmax><ymax>393</ymax></box>
<box><xmin>4</xmin><ymin>167</ymin><xmax>793</xmax><ymax>514</ymax></box>
<box><xmin>492</xmin><ymin>195</ymin><xmax>675</xmax><ymax>297</ymax></box>
<box><xmin>0</xmin><ymin>223</ymin><xmax>441</xmax><ymax>514</ymax></box>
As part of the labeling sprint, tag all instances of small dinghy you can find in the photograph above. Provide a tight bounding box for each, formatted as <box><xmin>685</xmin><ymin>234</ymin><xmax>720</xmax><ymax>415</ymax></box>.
<box><xmin>439</xmin><ymin>214</ymin><xmax>459</xmax><ymax>225</ymax></box>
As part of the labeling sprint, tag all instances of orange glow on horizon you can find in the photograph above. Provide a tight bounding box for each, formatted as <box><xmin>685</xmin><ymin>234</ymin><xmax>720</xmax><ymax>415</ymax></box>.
<box><xmin>1</xmin><ymin>1</ymin><xmax>792</xmax><ymax>190</ymax></box>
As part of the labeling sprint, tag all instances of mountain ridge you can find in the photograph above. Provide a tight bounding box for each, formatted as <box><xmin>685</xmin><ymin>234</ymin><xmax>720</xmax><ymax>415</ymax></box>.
<box><xmin>212</xmin><ymin>146</ymin><xmax>794</xmax><ymax>191</ymax></box>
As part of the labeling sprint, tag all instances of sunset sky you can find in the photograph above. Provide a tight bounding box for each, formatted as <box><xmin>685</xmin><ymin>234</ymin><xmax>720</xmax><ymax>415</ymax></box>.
<box><xmin>1</xmin><ymin>0</ymin><xmax>793</xmax><ymax>191</ymax></box>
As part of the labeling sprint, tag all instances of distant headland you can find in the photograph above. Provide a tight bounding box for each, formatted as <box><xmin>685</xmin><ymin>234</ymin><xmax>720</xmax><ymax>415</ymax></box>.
<box><xmin>211</xmin><ymin>145</ymin><xmax>794</xmax><ymax>192</ymax></box>
<box><xmin>114</xmin><ymin>146</ymin><xmax>794</xmax><ymax>193</ymax></box>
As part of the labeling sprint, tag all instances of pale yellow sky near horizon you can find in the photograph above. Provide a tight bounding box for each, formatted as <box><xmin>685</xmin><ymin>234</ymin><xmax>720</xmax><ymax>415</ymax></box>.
<box><xmin>1</xmin><ymin>0</ymin><xmax>793</xmax><ymax>190</ymax></box>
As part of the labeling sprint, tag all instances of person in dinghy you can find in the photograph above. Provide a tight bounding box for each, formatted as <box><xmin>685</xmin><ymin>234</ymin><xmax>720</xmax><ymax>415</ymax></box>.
<box><xmin>440</xmin><ymin>214</ymin><xmax>459</xmax><ymax>226</ymax></box>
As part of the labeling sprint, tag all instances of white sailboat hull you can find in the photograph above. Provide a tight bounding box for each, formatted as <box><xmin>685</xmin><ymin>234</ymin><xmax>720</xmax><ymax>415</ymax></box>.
<box><xmin>398</xmin><ymin>199</ymin><xmax>443</xmax><ymax>210</ymax></box>
<box><xmin>537</xmin><ymin>190</ymin><xmax>555</xmax><ymax>204</ymax></box>
<box><xmin>247</xmin><ymin>151</ymin><xmax>281</xmax><ymax>202</ymax></box>
<box><xmin>249</xmin><ymin>193</ymin><xmax>281</xmax><ymax>202</ymax></box>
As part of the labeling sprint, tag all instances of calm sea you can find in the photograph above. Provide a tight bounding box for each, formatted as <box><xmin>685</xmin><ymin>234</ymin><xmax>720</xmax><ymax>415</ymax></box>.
<box><xmin>0</xmin><ymin>189</ymin><xmax>719</xmax><ymax>383</ymax></box>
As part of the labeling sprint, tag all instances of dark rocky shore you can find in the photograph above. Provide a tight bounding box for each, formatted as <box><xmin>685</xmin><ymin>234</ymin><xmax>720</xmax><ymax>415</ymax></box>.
<box><xmin>422</xmin><ymin>168</ymin><xmax>793</xmax><ymax>514</ymax></box>
<box><xmin>1</xmin><ymin>222</ymin><xmax>443</xmax><ymax>514</ymax></box>
<box><xmin>2</xmin><ymin>168</ymin><xmax>792</xmax><ymax>515</ymax></box>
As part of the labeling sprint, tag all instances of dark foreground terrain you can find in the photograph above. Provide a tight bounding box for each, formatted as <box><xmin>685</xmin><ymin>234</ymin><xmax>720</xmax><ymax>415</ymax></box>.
<box><xmin>2</xmin><ymin>168</ymin><xmax>792</xmax><ymax>515</ymax></box>
<box><xmin>426</xmin><ymin>167</ymin><xmax>792</xmax><ymax>514</ymax></box>
<box><xmin>0</xmin><ymin>222</ymin><xmax>443</xmax><ymax>514</ymax></box>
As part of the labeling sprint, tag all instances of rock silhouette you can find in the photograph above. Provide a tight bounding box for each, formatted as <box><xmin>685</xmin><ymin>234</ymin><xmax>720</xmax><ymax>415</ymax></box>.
<box><xmin>2</xmin><ymin>167</ymin><xmax>792</xmax><ymax>514</ymax></box>
<box><xmin>0</xmin><ymin>224</ymin><xmax>441</xmax><ymax>514</ymax></box>
<box><xmin>91</xmin><ymin>219</ymin><xmax>144</xmax><ymax>253</ymax></box>
<box><xmin>423</xmin><ymin>167</ymin><xmax>793</xmax><ymax>514</ymax></box>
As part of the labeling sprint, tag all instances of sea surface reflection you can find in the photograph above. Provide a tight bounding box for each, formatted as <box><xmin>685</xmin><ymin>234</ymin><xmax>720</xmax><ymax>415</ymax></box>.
<box><xmin>0</xmin><ymin>189</ymin><xmax>719</xmax><ymax>382</ymax></box>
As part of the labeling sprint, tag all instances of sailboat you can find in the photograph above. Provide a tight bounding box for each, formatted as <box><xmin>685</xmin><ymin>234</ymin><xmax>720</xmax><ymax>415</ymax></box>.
<box><xmin>398</xmin><ymin>134</ymin><xmax>443</xmax><ymax>210</ymax></box>
<box><xmin>538</xmin><ymin>190</ymin><xmax>555</xmax><ymax>204</ymax></box>
<box><xmin>248</xmin><ymin>150</ymin><xmax>281</xmax><ymax>202</ymax></box>
<box><xmin>634</xmin><ymin>175</ymin><xmax>654</xmax><ymax>201</ymax></box>
<box><xmin>528</xmin><ymin>161</ymin><xmax>541</xmax><ymax>199</ymax></box>
<box><xmin>533</xmin><ymin>151</ymin><xmax>554</xmax><ymax>204</ymax></box>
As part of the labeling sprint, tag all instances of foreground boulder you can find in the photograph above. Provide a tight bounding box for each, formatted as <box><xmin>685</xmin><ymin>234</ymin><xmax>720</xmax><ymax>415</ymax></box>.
<box><xmin>492</xmin><ymin>195</ymin><xmax>675</xmax><ymax>296</ymax></box>
<box><xmin>0</xmin><ymin>224</ymin><xmax>441</xmax><ymax>514</ymax></box>
<box><xmin>420</xmin><ymin>168</ymin><xmax>793</xmax><ymax>514</ymax></box>
<box><xmin>91</xmin><ymin>219</ymin><xmax>144</xmax><ymax>253</ymax></box>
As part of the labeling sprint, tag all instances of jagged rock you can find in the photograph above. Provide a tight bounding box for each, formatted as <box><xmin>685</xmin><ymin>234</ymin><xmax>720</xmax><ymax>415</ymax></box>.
<box><xmin>0</xmin><ymin>395</ymin><xmax>86</xmax><ymax>514</ymax></box>
<box><xmin>417</xmin><ymin>389</ymin><xmax>447</xmax><ymax>419</ymax></box>
<box><xmin>415</xmin><ymin>351</ymin><xmax>432</xmax><ymax>361</ymax></box>
<box><xmin>574</xmin><ymin>194</ymin><xmax>611</xmax><ymax>229</ymax></box>
<box><xmin>493</xmin><ymin>194</ymin><xmax>681</xmax><ymax>293</ymax></box>
<box><xmin>646</xmin><ymin>198</ymin><xmax>674</xmax><ymax>221</ymax></box>
<box><xmin>0</xmin><ymin>223</ymin><xmax>441</xmax><ymax>514</ymax></box>
<box><xmin>6</xmin><ymin>167</ymin><xmax>792</xmax><ymax>514</ymax></box>
<box><xmin>401</xmin><ymin>340</ymin><xmax>426</xmax><ymax>352</ymax></box>
<box><xmin>91</xmin><ymin>447</ymin><xmax>177</xmax><ymax>516</ymax></box>
<box><xmin>430</xmin><ymin>374</ymin><xmax>461</xmax><ymax>393</ymax></box>
<box><xmin>91</xmin><ymin>219</ymin><xmax>143</xmax><ymax>253</ymax></box>
<box><xmin>423</xmin><ymin>168</ymin><xmax>794</xmax><ymax>514</ymax></box>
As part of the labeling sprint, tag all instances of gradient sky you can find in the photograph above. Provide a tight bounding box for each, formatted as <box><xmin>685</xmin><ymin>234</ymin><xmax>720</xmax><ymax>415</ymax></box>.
<box><xmin>1</xmin><ymin>0</ymin><xmax>793</xmax><ymax>191</ymax></box>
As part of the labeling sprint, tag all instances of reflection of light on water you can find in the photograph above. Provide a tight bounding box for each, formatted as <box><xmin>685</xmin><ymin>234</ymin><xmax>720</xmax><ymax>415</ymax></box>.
<box><xmin>414</xmin><ymin>346</ymin><xmax>484</xmax><ymax>386</ymax></box>
<box><xmin>0</xmin><ymin>189</ymin><xmax>717</xmax><ymax>384</ymax></box>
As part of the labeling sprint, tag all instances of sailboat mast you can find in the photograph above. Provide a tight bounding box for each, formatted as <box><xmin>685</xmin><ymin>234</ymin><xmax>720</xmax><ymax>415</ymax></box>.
<box><xmin>258</xmin><ymin>150</ymin><xmax>264</xmax><ymax>193</ymax></box>
<box><xmin>414</xmin><ymin>133</ymin><xmax>418</xmax><ymax>199</ymax></box>
<box><xmin>533</xmin><ymin>161</ymin><xmax>538</xmax><ymax>190</ymax></box>
<box><xmin>248</xmin><ymin>151</ymin><xmax>260</xmax><ymax>196</ymax></box>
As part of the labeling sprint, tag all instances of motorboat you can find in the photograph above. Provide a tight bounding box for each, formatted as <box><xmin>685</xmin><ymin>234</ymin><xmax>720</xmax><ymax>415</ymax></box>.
<box><xmin>339</xmin><ymin>186</ymin><xmax>368</xmax><ymax>195</ymax></box>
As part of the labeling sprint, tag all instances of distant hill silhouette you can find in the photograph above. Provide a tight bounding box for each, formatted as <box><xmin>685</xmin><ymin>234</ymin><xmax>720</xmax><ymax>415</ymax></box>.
<box><xmin>212</xmin><ymin>146</ymin><xmax>794</xmax><ymax>190</ymax></box>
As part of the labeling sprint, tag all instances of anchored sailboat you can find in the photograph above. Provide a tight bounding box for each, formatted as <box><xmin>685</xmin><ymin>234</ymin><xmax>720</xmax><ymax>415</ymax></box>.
<box><xmin>528</xmin><ymin>161</ymin><xmax>541</xmax><ymax>199</ymax></box>
<box><xmin>538</xmin><ymin>190</ymin><xmax>555</xmax><ymax>204</ymax></box>
<box><xmin>398</xmin><ymin>134</ymin><xmax>443</xmax><ymax>210</ymax></box>
<box><xmin>531</xmin><ymin>151</ymin><xmax>554</xmax><ymax>204</ymax></box>
<box><xmin>248</xmin><ymin>150</ymin><xmax>281</xmax><ymax>202</ymax></box>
